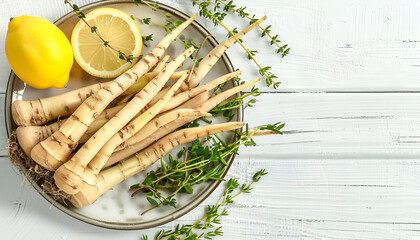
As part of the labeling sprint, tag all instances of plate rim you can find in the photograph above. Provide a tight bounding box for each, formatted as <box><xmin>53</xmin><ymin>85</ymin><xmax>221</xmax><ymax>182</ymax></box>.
<box><xmin>5</xmin><ymin>0</ymin><xmax>243</xmax><ymax>230</ymax></box>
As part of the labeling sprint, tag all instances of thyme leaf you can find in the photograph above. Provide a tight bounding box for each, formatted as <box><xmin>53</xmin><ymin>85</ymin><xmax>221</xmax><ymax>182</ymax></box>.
<box><xmin>141</xmin><ymin>169</ymin><xmax>267</xmax><ymax>240</ymax></box>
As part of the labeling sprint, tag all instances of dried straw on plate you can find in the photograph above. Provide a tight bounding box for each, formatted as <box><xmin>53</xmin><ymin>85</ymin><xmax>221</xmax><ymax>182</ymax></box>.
<box><xmin>7</xmin><ymin>131</ymin><xmax>70</xmax><ymax>202</ymax></box>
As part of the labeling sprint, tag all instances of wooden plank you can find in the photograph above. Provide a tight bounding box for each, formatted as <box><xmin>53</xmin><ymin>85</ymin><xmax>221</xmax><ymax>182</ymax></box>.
<box><xmin>241</xmin><ymin>92</ymin><xmax>420</xmax><ymax>157</ymax></box>
<box><xmin>211</xmin><ymin>156</ymin><xmax>420</xmax><ymax>239</ymax></box>
<box><xmin>3</xmin><ymin>154</ymin><xmax>420</xmax><ymax>239</ymax></box>
<box><xmin>159</xmin><ymin>0</ymin><xmax>420</xmax><ymax>92</ymax></box>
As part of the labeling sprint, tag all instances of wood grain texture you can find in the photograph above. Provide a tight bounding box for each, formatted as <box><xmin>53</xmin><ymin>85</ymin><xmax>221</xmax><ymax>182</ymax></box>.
<box><xmin>241</xmin><ymin>93</ymin><xmax>420</xmax><ymax>158</ymax></box>
<box><xmin>2</xmin><ymin>0</ymin><xmax>420</xmax><ymax>239</ymax></box>
<box><xmin>159</xmin><ymin>0</ymin><xmax>420</xmax><ymax>93</ymax></box>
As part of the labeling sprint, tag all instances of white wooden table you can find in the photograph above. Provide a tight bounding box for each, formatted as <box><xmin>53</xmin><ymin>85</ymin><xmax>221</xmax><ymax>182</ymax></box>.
<box><xmin>2</xmin><ymin>0</ymin><xmax>420</xmax><ymax>239</ymax></box>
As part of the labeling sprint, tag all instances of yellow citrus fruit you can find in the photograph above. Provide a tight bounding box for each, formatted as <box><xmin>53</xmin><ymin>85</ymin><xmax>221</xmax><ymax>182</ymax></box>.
<box><xmin>5</xmin><ymin>16</ymin><xmax>74</xmax><ymax>89</ymax></box>
<box><xmin>71</xmin><ymin>8</ymin><xmax>143</xmax><ymax>78</ymax></box>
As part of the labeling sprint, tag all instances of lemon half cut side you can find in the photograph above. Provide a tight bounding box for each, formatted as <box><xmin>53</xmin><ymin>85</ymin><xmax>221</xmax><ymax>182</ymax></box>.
<box><xmin>71</xmin><ymin>8</ymin><xmax>143</xmax><ymax>78</ymax></box>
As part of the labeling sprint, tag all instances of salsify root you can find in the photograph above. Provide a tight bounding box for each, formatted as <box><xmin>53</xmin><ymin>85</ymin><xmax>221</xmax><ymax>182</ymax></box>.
<box><xmin>111</xmin><ymin>72</ymin><xmax>244</xmax><ymax>155</ymax></box>
<box><xmin>135</xmin><ymin>17</ymin><xmax>265</xmax><ymax>115</ymax></box>
<box><xmin>12</xmin><ymin>82</ymin><xmax>110</xmax><ymax>127</ymax></box>
<box><xmin>114</xmin><ymin>70</ymin><xmax>186</xmax><ymax>105</ymax></box>
<box><xmin>106</xmin><ymin>91</ymin><xmax>210</xmax><ymax>168</ymax></box>
<box><xmin>15</xmin><ymin>68</ymin><xmax>206</xmax><ymax>158</ymax></box>
<box><xmin>70</xmin><ymin>122</ymin><xmax>244</xmax><ymax>208</ymax></box>
<box><xmin>146</xmin><ymin>15</ymin><xmax>265</xmax><ymax>112</ymax></box>
<box><xmin>29</xmin><ymin>15</ymin><xmax>197</xmax><ymax>171</ymax></box>
<box><xmin>88</xmin><ymin>109</ymin><xmax>211</xmax><ymax>179</ymax></box>
<box><xmin>81</xmin><ymin>105</ymin><xmax>125</xmax><ymax>140</ymax></box>
<box><xmin>152</xmin><ymin>54</ymin><xmax>170</xmax><ymax>73</ymax></box>
<box><xmin>122</xmin><ymin>70</ymin><xmax>188</xmax><ymax>96</ymax></box>
<box><xmin>16</xmin><ymin>104</ymin><xmax>126</xmax><ymax>157</ymax></box>
<box><xmin>187</xmin><ymin>16</ymin><xmax>266</xmax><ymax>88</ymax></box>
<box><xmin>83</xmin><ymin>93</ymin><xmax>211</xmax><ymax>186</ymax></box>
<box><xmin>142</xmin><ymin>15</ymin><xmax>263</xmax><ymax>111</ymax></box>
<box><xmin>16</xmin><ymin>69</ymin><xmax>189</xmax><ymax>156</ymax></box>
<box><xmin>169</xmin><ymin>90</ymin><xmax>209</xmax><ymax>112</ymax></box>
<box><xmin>55</xmin><ymin>71</ymin><xmax>188</xmax><ymax>194</ymax></box>
<box><xmin>16</xmin><ymin>121</ymin><xmax>63</xmax><ymax>157</ymax></box>
<box><xmin>107</xmin><ymin>78</ymin><xmax>260</xmax><ymax>166</ymax></box>
<box><xmin>53</xmin><ymin>47</ymin><xmax>195</xmax><ymax>194</ymax></box>
<box><xmin>88</xmin><ymin>74</ymin><xmax>192</xmax><ymax>175</ymax></box>
<box><xmin>159</xmin><ymin>70</ymin><xmax>241</xmax><ymax>112</ymax></box>
<box><xmin>11</xmin><ymin>72</ymin><xmax>155</xmax><ymax>127</ymax></box>
<box><xmin>141</xmin><ymin>70</ymin><xmax>241</xmax><ymax>115</ymax></box>
<box><xmin>16</xmin><ymin>69</ymin><xmax>193</xmax><ymax>157</ymax></box>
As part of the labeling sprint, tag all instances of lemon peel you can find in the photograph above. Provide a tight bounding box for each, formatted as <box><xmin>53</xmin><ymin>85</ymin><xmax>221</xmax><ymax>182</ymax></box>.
<box><xmin>5</xmin><ymin>16</ymin><xmax>74</xmax><ymax>89</ymax></box>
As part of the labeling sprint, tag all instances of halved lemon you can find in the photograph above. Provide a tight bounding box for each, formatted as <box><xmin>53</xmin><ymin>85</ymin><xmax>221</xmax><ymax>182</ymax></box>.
<box><xmin>71</xmin><ymin>8</ymin><xmax>143</xmax><ymax>78</ymax></box>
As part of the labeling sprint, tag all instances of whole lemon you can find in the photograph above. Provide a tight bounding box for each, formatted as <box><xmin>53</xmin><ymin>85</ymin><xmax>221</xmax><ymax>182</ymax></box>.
<box><xmin>5</xmin><ymin>16</ymin><xmax>73</xmax><ymax>89</ymax></box>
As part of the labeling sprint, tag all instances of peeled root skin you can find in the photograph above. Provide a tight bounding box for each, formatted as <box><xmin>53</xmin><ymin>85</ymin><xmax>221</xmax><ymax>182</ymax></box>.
<box><xmin>70</xmin><ymin>122</ymin><xmax>244</xmax><ymax>208</ymax></box>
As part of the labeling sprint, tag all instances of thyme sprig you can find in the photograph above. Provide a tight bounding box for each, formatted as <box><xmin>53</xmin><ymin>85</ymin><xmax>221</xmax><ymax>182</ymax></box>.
<box><xmin>64</xmin><ymin>0</ymin><xmax>140</xmax><ymax>63</ymax></box>
<box><xmin>210</xmin><ymin>86</ymin><xmax>260</xmax><ymax>121</ymax></box>
<box><xmin>142</xmin><ymin>169</ymin><xmax>268</xmax><ymax>240</ymax></box>
<box><xmin>132</xmin><ymin>16</ymin><xmax>201</xmax><ymax>55</ymax></box>
<box><xmin>134</xmin><ymin>0</ymin><xmax>173</xmax><ymax>18</ymax></box>
<box><xmin>142</xmin><ymin>33</ymin><xmax>154</xmax><ymax>47</ymax></box>
<box><xmin>130</xmin><ymin>123</ymin><xmax>282</xmax><ymax>215</ymax></box>
<box><xmin>214</xmin><ymin>0</ymin><xmax>290</xmax><ymax>57</ymax></box>
<box><xmin>190</xmin><ymin>0</ymin><xmax>284</xmax><ymax>88</ymax></box>
<box><xmin>208</xmin><ymin>74</ymin><xmax>261</xmax><ymax>121</ymax></box>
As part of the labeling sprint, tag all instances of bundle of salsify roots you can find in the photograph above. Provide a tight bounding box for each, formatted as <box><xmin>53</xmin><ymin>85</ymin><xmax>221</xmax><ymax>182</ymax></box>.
<box><xmin>8</xmin><ymin>14</ymin><xmax>266</xmax><ymax>208</ymax></box>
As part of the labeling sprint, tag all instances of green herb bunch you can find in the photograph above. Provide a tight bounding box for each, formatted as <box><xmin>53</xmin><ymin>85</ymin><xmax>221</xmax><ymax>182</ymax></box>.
<box><xmin>130</xmin><ymin>123</ymin><xmax>283</xmax><ymax>215</ymax></box>
<box><xmin>210</xmin><ymin>83</ymin><xmax>260</xmax><ymax>122</ymax></box>
<box><xmin>142</xmin><ymin>169</ymin><xmax>268</xmax><ymax>240</ymax></box>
